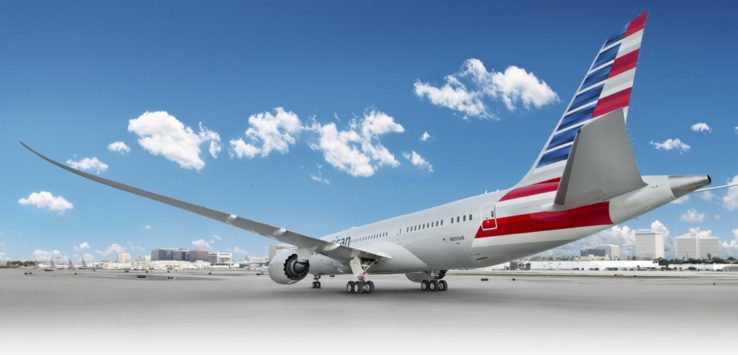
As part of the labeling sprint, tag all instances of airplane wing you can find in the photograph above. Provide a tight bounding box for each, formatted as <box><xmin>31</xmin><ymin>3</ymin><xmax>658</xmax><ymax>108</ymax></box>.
<box><xmin>20</xmin><ymin>142</ymin><xmax>388</xmax><ymax>262</ymax></box>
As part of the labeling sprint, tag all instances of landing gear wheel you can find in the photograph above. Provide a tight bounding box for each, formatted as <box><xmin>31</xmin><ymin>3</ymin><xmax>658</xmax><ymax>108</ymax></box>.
<box><xmin>366</xmin><ymin>280</ymin><xmax>375</xmax><ymax>294</ymax></box>
<box><xmin>347</xmin><ymin>281</ymin><xmax>355</xmax><ymax>293</ymax></box>
<box><xmin>421</xmin><ymin>280</ymin><xmax>429</xmax><ymax>291</ymax></box>
<box><xmin>354</xmin><ymin>281</ymin><xmax>364</xmax><ymax>294</ymax></box>
<box><xmin>428</xmin><ymin>280</ymin><xmax>437</xmax><ymax>291</ymax></box>
<box><xmin>438</xmin><ymin>280</ymin><xmax>448</xmax><ymax>291</ymax></box>
<box><xmin>312</xmin><ymin>281</ymin><xmax>322</xmax><ymax>289</ymax></box>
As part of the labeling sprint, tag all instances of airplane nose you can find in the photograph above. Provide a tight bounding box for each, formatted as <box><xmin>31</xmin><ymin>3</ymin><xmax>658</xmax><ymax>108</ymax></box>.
<box><xmin>669</xmin><ymin>175</ymin><xmax>711</xmax><ymax>198</ymax></box>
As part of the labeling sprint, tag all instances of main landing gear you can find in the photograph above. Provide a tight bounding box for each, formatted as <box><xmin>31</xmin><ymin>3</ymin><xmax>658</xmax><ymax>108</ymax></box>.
<box><xmin>420</xmin><ymin>279</ymin><xmax>448</xmax><ymax>292</ymax></box>
<box><xmin>311</xmin><ymin>275</ymin><xmax>322</xmax><ymax>289</ymax></box>
<box><xmin>346</xmin><ymin>279</ymin><xmax>375</xmax><ymax>294</ymax></box>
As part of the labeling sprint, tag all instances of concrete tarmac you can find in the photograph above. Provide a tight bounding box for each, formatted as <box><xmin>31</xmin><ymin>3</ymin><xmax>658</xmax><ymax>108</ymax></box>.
<box><xmin>1</xmin><ymin>269</ymin><xmax>736</xmax><ymax>354</ymax></box>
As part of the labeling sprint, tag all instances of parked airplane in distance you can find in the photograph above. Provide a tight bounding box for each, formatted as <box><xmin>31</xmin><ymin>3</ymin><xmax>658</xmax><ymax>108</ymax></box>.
<box><xmin>23</xmin><ymin>12</ymin><xmax>730</xmax><ymax>294</ymax></box>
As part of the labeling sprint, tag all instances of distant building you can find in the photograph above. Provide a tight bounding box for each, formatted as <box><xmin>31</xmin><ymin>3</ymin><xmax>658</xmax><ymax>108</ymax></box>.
<box><xmin>116</xmin><ymin>252</ymin><xmax>131</xmax><ymax>263</ymax></box>
<box><xmin>635</xmin><ymin>230</ymin><xmax>664</xmax><ymax>260</ymax></box>
<box><xmin>580</xmin><ymin>245</ymin><xmax>619</xmax><ymax>259</ymax></box>
<box><xmin>580</xmin><ymin>248</ymin><xmax>607</xmax><ymax>257</ymax></box>
<box><xmin>151</xmin><ymin>248</ymin><xmax>174</xmax><ymax>261</ymax></box>
<box><xmin>188</xmin><ymin>249</ymin><xmax>209</xmax><ymax>262</ymax></box>
<box><xmin>208</xmin><ymin>252</ymin><xmax>232</xmax><ymax>266</ymax></box>
<box><xmin>137</xmin><ymin>255</ymin><xmax>151</xmax><ymax>262</ymax></box>
<box><xmin>172</xmin><ymin>249</ymin><xmax>189</xmax><ymax>261</ymax></box>
<box><xmin>675</xmin><ymin>235</ymin><xmax>720</xmax><ymax>260</ymax></box>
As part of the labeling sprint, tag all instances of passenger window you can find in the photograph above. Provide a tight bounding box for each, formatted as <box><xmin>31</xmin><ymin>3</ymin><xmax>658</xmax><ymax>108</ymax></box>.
<box><xmin>441</xmin><ymin>220</ymin><xmax>444</xmax><ymax>226</ymax></box>
<box><xmin>457</xmin><ymin>216</ymin><xmax>460</xmax><ymax>223</ymax></box>
<box><xmin>463</xmin><ymin>215</ymin><xmax>466</xmax><ymax>222</ymax></box>
<box><xmin>450</xmin><ymin>218</ymin><xmax>453</xmax><ymax>224</ymax></box>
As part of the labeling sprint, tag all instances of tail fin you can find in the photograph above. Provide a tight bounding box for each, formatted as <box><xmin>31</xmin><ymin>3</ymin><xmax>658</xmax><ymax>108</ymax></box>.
<box><xmin>517</xmin><ymin>12</ymin><xmax>648</xmax><ymax>187</ymax></box>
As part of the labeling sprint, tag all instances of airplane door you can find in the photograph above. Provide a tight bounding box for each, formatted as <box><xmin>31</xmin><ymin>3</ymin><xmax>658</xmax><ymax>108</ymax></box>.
<box><xmin>481</xmin><ymin>203</ymin><xmax>497</xmax><ymax>230</ymax></box>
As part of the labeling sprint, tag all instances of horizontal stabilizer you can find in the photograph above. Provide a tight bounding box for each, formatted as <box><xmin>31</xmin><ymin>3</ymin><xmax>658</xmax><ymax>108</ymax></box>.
<box><xmin>554</xmin><ymin>109</ymin><xmax>646</xmax><ymax>208</ymax></box>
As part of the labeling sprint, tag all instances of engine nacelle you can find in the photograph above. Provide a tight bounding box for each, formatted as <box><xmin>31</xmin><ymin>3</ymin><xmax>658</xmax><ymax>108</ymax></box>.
<box><xmin>267</xmin><ymin>250</ymin><xmax>310</xmax><ymax>285</ymax></box>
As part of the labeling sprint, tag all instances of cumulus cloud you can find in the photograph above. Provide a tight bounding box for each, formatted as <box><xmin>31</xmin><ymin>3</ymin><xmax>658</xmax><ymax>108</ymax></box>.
<box><xmin>74</xmin><ymin>242</ymin><xmax>90</xmax><ymax>252</ymax></box>
<box><xmin>96</xmin><ymin>243</ymin><xmax>125</xmax><ymax>257</ymax></box>
<box><xmin>18</xmin><ymin>191</ymin><xmax>74</xmax><ymax>213</ymax></box>
<box><xmin>690</xmin><ymin>122</ymin><xmax>711</xmax><ymax>133</ymax></box>
<box><xmin>128</xmin><ymin>111</ymin><xmax>222</xmax><ymax>170</ymax></box>
<box><xmin>671</xmin><ymin>195</ymin><xmax>690</xmax><ymax>205</ymax></box>
<box><xmin>650</xmin><ymin>138</ymin><xmax>690</xmax><ymax>152</ymax></box>
<box><xmin>192</xmin><ymin>239</ymin><xmax>212</xmax><ymax>249</ymax></box>
<box><xmin>66</xmin><ymin>157</ymin><xmax>108</xmax><ymax>174</ymax></box>
<box><xmin>402</xmin><ymin>151</ymin><xmax>433</xmax><ymax>172</ymax></box>
<box><xmin>32</xmin><ymin>249</ymin><xmax>63</xmax><ymax>261</ymax></box>
<box><xmin>651</xmin><ymin>220</ymin><xmax>670</xmax><ymax>238</ymax></box>
<box><xmin>107</xmin><ymin>141</ymin><xmax>131</xmax><ymax>154</ymax></box>
<box><xmin>680</xmin><ymin>208</ymin><xmax>705</xmax><ymax>223</ymax></box>
<box><xmin>414</xmin><ymin>58</ymin><xmax>557</xmax><ymax>118</ymax></box>
<box><xmin>420</xmin><ymin>131</ymin><xmax>432</xmax><ymax>142</ymax></box>
<box><xmin>720</xmin><ymin>229</ymin><xmax>738</xmax><ymax>257</ymax></box>
<box><xmin>229</xmin><ymin>107</ymin><xmax>302</xmax><ymax>159</ymax></box>
<box><xmin>722</xmin><ymin>176</ymin><xmax>738</xmax><ymax>211</ymax></box>
<box><xmin>309</xmin><ymin>110</ymin><xmax>404</xmax><ymax>177</ymax></box>
<box><xmin>698</xmin><ymin>190</ymin><xmax>714</xmax><ymax>201</ymax></box>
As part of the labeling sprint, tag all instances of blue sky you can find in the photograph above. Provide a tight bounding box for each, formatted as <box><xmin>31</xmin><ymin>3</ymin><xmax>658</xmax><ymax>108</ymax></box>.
<box><xmin>2</xmin><ymin>0</ymin><xmax>738</xmax><ymax>261</ymax></box>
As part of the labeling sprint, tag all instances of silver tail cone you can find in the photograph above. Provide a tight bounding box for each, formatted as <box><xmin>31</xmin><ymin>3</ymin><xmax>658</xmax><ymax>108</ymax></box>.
<box><xmin>669</xmin><ymin>175</ymin><xmax>711</xmax><ymax>199</ymax></box>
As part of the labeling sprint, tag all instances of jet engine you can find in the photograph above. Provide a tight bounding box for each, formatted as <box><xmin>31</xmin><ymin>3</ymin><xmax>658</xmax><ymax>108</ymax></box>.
<box><xmin>267</xmin><ymin>250</ymin><xmax>310</xmax><ymax>285</ymax></box>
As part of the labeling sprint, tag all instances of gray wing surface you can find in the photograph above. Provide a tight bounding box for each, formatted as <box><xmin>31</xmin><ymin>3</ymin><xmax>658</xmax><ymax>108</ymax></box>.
<box><xmin>21</xmin><ymin>142</ymin><xmax>387</xmax><ymax>261</ymax></box>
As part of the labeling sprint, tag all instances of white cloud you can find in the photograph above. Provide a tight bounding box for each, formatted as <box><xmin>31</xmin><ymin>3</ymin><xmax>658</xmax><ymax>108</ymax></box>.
<box><xmin>721</xmin><ymin>230</ymin><xmax>738</xmax><ymax>258</ymax></box>
<box><xmin>74</xmin><ymin>242</ymin><xmax>90</xmax><ymax>252</ymax></box>
<box><xmin>32</xmin><ymin>249</ymin><xmax>63</xmax><ymax>261</ymax></box>
<box><xmin>650</xmin><ymin>138</ymin><xmax>690</xmax><ymax>152</ymax></box>
<box><xmin>690</xmin><ymin>122</ymin><xmax>711</xmax><ymax>133</ymax></box>
<box><xmin>229</xmin><ymin>107</ymin><xmax>302</xmax><ymax>159</ymax></box>
<box><xmin>107</xmin><ymin>141</ymin><xmax>131</xmax><ymax>154</ymax></box>
<box><xmin>420</xmin><ymin>131</ymin><xmax>432</xmax><ymax>142</ymax></box>
<box><xmin>402</xmin><ymin>151</ymin><xmax>433</xmax><ymax>172</ymax></box>
<box><xmin>66</xmin><ymin>157</ymin><xmax>108</xmax><ymax>174</ymax></box>
<box><xmin>192</xmin><ymin>239</ymin><xmax>212</xmax><ymax>249</ymax></box>
<box><xmin>651</xmin><ymin>220</ymin><xmax>670</xmax><ymax>238</ymax></box>
<box><xmin>128</xmin><ymin>111</ymin><xmax>222</xmax><ymax>170</ymax></box>
<box><xmin>96</xmin><ymin>243</ymin><xmax>125</xmax><ymax>257</ymax></box>
<box><xmin>698</xmin><ymin>190</ymin><xmax>714</xmax><ymax>201</ymax></box>
<box><xmin>414</xmin><ymin>76</ymin><xmax>487</xmax><ymax>118</ymax></box>
<box><xmin>722</xmin><ymin>176</ymin><xmax>738</xmax><ymax>211</ymax></box>
<box><xmin>309</xmin><ymin>110</ymin><xmax>404</xmax><ymax>177</ymax></box>
<box><xmin>671</xmin><ymin>195</ymin><xmax>690</xmax><ymax>205</ymax></box>
<box><xmin>144</xmin><ymin>224</ymin><xmax>151</xmax><ymax>230</ymax></box>
<box><xmin>680</xmin><ymin>208</ymin><xmax>705</xmax><ymax>223</ymax></box>
<box><xmin>18</xmin><ymin>191</ymin><xmax>74</xmax><ymax>213</ymax></box>
<box><xmin>310</xmin><ymin>173</ymin><xmax>331</xmax><ymax>184</ymax></box>
<box><xmin>414</xmin><ymin>58</ymin><xmax>557</xmax><ymax>118</ymax></box>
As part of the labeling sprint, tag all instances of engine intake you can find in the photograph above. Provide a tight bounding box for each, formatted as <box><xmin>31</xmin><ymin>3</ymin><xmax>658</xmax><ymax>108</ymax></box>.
<box><xmin>267</xmin><ymin>250</ymin><xmax>310</xmax><ymax>285</ymax></box>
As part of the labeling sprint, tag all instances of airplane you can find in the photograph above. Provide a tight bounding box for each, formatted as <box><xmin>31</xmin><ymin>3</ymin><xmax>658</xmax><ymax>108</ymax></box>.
<box><xmin>21</xmin><ymin>12</ymin><xmax>734</xmax><ymax>294</ymax></box>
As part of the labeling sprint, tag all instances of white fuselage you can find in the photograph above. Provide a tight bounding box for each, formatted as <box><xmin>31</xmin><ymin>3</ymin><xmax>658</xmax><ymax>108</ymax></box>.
<box><xmin>309</xmin><ymin>175</ymin><xmax>678</xmax><ymax>276</ymax></box>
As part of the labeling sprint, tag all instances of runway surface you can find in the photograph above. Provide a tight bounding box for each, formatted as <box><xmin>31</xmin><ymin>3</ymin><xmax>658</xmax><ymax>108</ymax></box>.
<box><xmin>1</xmin><ymin>269</ymin><xmax>736</xmax><ymax>354</ymax></box>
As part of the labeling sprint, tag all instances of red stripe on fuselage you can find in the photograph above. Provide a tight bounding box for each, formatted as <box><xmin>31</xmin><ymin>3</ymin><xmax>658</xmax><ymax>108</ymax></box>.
<box><xmin>475</xmin><ymin>202</ymin><xmax>612</xmax><ymax>238</ymax></box>
<box><xmin>500</xmin><ymin>178</ymin><xmax>561</xmax><ymax>202</ymax></box>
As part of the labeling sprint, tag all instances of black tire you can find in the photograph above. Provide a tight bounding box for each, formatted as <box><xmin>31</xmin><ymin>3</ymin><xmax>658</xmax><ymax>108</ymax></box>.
<box><xmin>420</xmin><ymin>280</ymin><xmax>429</xmax><ymax>291</ymax></box>
<box><xmin>347</xmin><ymin>281</ymin><xmax>355</xmax><ymax>293</ymax></box>
<box><xmin>316</xmin><ymin>282</ymin><xmax>321</xmax><ymax>289</ymax></box>
<box><xmin>438</xmin><ymin>280</ymin><xmax>448</xmax><ymax>291</ymax></box>
<box><xmin>429</xmin><ymin>280</ymin><xmax>437</xmax><ymax>291</ymax></box>
<box><xmin>354</xmin><ymin>281</ymin><xmax>364</xmax><ymax>294</ymax></box>
<box><xmin>367</xmin><ymin>280</ymin><xmax>375</xmax><ymax>293</ymax></box>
